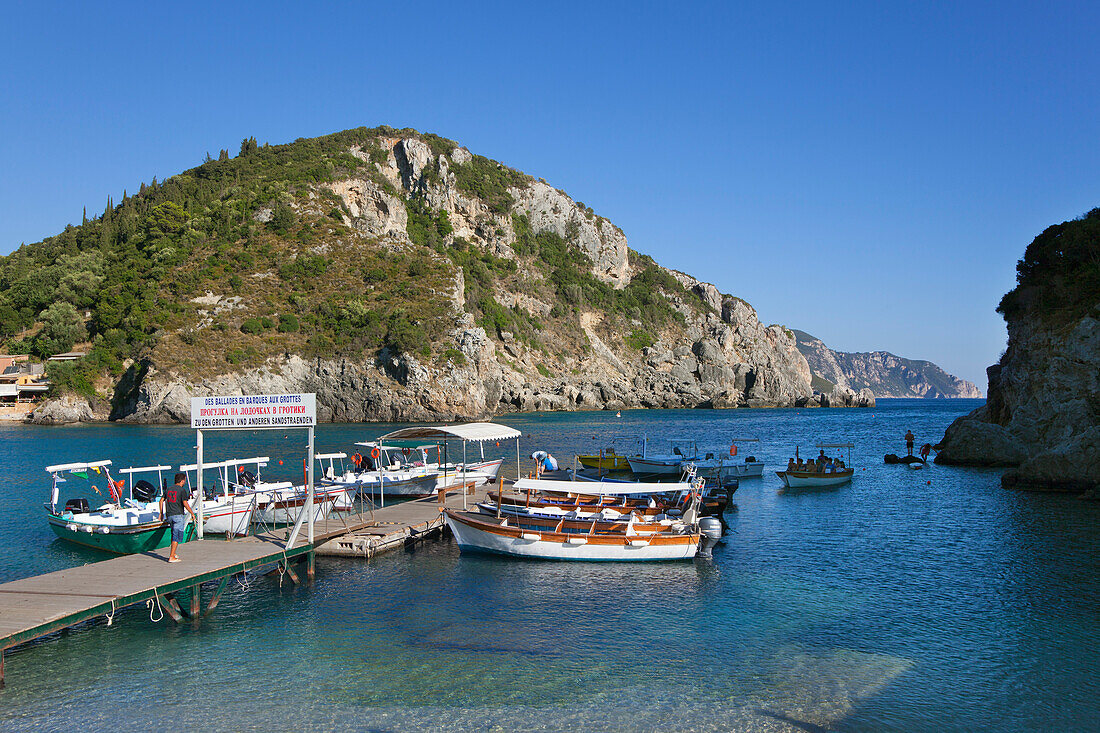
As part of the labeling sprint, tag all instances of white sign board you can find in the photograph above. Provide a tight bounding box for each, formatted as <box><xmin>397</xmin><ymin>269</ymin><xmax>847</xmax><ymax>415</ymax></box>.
<box><xmin>190</xmin><ymin>393</ymin><xmax>317</xmax><ymax>430</ymax></box>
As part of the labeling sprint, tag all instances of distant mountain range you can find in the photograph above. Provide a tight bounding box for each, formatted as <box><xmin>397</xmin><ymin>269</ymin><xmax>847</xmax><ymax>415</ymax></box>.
<box><xmin>792</xmin><ymin>330</ymin><xmax>982</xmax><ymax>398</ymax></box>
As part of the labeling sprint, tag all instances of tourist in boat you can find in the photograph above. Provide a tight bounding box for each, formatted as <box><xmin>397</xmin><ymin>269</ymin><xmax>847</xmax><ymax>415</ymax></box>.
<box><xmin>905</xmin><ymin>430</ymin><xmax>915</xmax><ymax>456</ymax></box>
<box><xmin>787</xmin><ymin>458</ymin><xmax>796</xmax><ymax>472</ymax></box>
<box><xmin>159</xmin><ymin>472</ymin><xmax>195</xmax><ymax>563</ymax></box>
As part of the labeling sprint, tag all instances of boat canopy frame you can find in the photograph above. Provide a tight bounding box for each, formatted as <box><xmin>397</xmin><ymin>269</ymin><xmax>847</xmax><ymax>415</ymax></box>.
<box><xmin>45</xmin><ymin>460</ymin><xmax>118</xmax><ymax>513</ymax></box>
<box><xmin>376</xmin><ymin>422</ymin><xmax>522</xmax><ymax>510</ymax></box>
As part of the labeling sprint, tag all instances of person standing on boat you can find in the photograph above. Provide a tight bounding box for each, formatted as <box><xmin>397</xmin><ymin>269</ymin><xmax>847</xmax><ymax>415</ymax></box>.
<box><xmin>159</xmin><ymin>472</ymin><xmax>195</xmax><ymax>563</ymax></box>
<box><xmin>905</xmin><ymin>430</ymin><xmax>915</xmax><ymax>456</ymax></box>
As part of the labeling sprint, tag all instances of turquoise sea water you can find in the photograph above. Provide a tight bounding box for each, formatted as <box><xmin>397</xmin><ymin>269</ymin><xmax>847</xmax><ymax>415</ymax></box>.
<box><xmin>1</xmin><ymin>400</ymin><xmax>1098</xmax><ymax>731</ymax></box>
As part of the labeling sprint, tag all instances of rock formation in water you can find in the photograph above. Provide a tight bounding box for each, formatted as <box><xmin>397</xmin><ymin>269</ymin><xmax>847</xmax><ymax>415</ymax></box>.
<box><xmin>935</xmin><ymin>209</ymin><xmax>1100</xmax><ymax>495</ymax></box>
<box><xmin>793</xmin><ymin>330</ymin><xmax>981</xmax><ymax>398</ymax></box>
<box><xmin>7</xmin><ymin>127</ymin><xmax>876</xmax><ymax>424</ymax></box>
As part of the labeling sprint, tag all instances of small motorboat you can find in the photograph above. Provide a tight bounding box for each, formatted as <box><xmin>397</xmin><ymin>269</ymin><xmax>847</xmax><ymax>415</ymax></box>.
<box><xmin>44</xmin><ymin>461</ymin><xmax>195</xmax><ymax>554</ymax></box>
<box><xmin>776</xmin><ymin>442</ymin><xmax>856</xmax><ymax>490</ymax></box>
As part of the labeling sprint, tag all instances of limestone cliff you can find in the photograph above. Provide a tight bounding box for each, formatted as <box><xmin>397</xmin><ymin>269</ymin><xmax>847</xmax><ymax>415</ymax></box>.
<box><xmin>793</xmin><ymin>330</ymin><xmax>981</xmax><ymax>398</ymax></box>
<box><xmin>935</xmin><ymin>209</ymin><xmax>1100</xmax><ymax>494</ymax></box>
<box><xmin>15</xmin><ymin>127</ymin><xmax>873</xmax><ymax>424</ymax></box>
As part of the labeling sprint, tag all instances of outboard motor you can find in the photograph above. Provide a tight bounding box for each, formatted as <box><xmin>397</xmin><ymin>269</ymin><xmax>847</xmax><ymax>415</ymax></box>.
<box><xmin>239</xmin><ymin>470</ymin><xmax>257</xmax><ymax>488</ymax></box>
<box><xmin>64</xmin><ymin>498</ymin><xmax>90</xmax><ymax>514</ymax></box>
<box><xmin>697</xmin><ymin>516</ymin><xmax>724</xmax><ymax>558</ymax></box>
<box><xmin>131</xmin><ymin>480</ymin><xmax>157</xmax><ymax>502</ymax></box>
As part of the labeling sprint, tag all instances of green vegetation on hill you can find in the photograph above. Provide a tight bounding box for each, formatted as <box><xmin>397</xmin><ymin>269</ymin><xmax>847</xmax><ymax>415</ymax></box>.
<box><xmin>997</xmin><ymin>207</ymin><xmax>1100</xmax><ymax>326</ymax></box>
<box><xmin>0</xmin><ymin>125</ymin><xmax>710</xmax><ymax>403</ymax></box>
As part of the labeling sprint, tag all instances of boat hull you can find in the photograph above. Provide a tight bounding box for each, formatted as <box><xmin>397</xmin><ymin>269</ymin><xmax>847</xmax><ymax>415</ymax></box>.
<box><xmin>777</xmin><ymin>469</ymin><xmax>854</xmax><ymax>489</ymax></box>
<box><xmin>351</xmin><ymin>472</ymin><xmax>441</xmax><ymax>498</ymax></box>
<box><xmin>626</xmin><ymin>457</ymin><xmax>682</xmax><ymax>475</ymax></box>
<box><xmin>200</xmin><ymin>498</ymin><xmax>255</xmax><ymax>536</ymax></box>
<box><xmin>445</xmin><ymin>512</ymin><xmax>698</xmax><ymax>561</ymax></box>
<box><xmin>723</xmin><ymin>462</ymin><xmax>764</xmax><ymax>478</ymax></box>
<box><xmin>46</xmin><ymin>513</ymin><xmax>195</xmax><ymax>554</ymax></box>
<box><xmin>254</xmin><ymin>495</ymin><xmax>334</xmax><ymax>525</ymax></box>
<box><xmin>578</xmin><ymin>455</ymin><xmax>632</xmax><ymax>471</ymax></box>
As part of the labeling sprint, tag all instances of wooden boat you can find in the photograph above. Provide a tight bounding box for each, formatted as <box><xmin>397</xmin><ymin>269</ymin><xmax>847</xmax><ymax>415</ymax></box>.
<box><xmin>478</xmin><ymin>499</ymin><xmax>669</xmax><ymax>521</ymax></box>
<box><xmin>577</xmin><ymin>436</ymin><xmax>643</xmax><ymax>472</ymax></box>
<box><xmin>448</xmin><ymin>478</ymin><xmax>710</xmax><ymax>561</ymax></box>
<box><xmin>44</xmin><ymin>461</ymin><xmax>195</xmax><ymax>554</ymax></box>
<box><xmin>577</xmin><ymin>450</ymin><xmax>632</xmax><ymax>471</ymax></box>
<box><xmin>494</xmin><ymin>473</ymin><xmax>732</xmax><ymax>517</ymax></box>
<box><xmin>445</xmin><ymin>509</ymin><xmax>702</xmax><ymax>561</ymax></box>
<box><xmin>776</xmin><ymin>467</ymin><xmax>855</xmax><ymax>488</ymax></box>
<box><xmin>776</xmin><ymin>442</ymin><xmax>855</xmax><ymax>489</ymax></box>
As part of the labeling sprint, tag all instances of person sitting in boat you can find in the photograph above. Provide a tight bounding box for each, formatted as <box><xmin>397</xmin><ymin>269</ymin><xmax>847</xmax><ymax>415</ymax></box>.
<box><xmin>787</xmin><ymin>458</ymin><xmax>797</xmax><ymax>472</ymax></box>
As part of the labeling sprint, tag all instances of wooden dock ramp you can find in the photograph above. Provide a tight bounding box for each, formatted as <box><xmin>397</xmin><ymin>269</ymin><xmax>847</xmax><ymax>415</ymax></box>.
<box><xmin>0</xmin><ymin>482</ymin><xmax>495</xmax><ymax>685</ymax></box>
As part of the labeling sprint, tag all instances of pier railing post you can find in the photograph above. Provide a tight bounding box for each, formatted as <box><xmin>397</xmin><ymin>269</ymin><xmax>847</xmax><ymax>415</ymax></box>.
<box><xmin>196</xmin><ymin>430</ymin><xmax>204</xmax><ymax>540</ymax></box>
<box><xmin>307</xmin><ymin>426</ymin><xmax>315</xmax><ymax>546</ymax></box>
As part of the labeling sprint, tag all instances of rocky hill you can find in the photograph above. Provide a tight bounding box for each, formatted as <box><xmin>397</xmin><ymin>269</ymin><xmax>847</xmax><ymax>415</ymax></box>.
<box><xmin>793</xmin><ymin>330</ymin><xmax>981</xmax><ymax>398</ymax></box>
<box><xmin>3</xmin><ymin>127</ymin><xmax>873</xmax><ymax>424</ymax></box>
<box><xmin>935</xmin><ymin>209</ymin><xmax>1100</xmax><ymax>495</ymax></box>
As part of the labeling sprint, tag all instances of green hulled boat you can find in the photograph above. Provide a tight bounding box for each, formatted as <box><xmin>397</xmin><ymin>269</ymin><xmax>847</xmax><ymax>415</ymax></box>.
<box><xmin>45</xmin><ymin>460</ymin><xmax>196</xmax><ymax>554</ymax></box>
<box><xmin>45</xmin><ymin>510</ymin><xmax>196</xmax><ymax>554</ymax></box>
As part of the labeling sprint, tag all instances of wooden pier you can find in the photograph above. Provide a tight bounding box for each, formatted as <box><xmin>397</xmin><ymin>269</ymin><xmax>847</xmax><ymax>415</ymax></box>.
<box><xmin>0</xmin><ymin>484</ymin><xmax>492</xmax><ymax>685</ymax></box>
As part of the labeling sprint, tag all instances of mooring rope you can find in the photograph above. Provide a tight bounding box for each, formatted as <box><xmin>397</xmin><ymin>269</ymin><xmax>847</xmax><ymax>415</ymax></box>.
<box><xmin>146</xmin><ymin>591</ymin><xmax>164</xmax><ymax>623</ymax></box>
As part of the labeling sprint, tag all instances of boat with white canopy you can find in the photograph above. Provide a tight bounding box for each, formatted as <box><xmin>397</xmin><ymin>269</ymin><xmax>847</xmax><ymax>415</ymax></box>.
<box><xmin>445</xmin><ymin>477</ymin><xmax>713</xmax><ymax>561</ymax></box>
<box><xmin>44</xmin><ymin>461</ymin><xmax>194</xmax><ymax>553</ymax></box>
<box><xmin>182</xmin><ymin>456</ymin><xmax>336</xmax><ymax>526</ymax></box>
<box><xmin>177</xmin><ymin>459</ymin><xmax>258</xmax><ymax>535</ymax></box>
<box><xmin>369</xmin><ymin>422</ymin><xmax>523</xmax><ymax>507</ymax></box>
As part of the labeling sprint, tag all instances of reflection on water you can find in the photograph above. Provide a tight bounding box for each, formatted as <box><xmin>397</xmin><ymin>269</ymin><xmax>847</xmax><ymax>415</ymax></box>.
<box><xmin>1</xmin><ymin>401</ymin><xmax>1098</xmax><ymax>731</ymax></box>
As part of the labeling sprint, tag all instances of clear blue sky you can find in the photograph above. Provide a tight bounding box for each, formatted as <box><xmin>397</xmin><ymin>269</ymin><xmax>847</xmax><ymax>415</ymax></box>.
<box><xmin>3</xmin><ymin>1</ymin><xmax>1098</xmax><ymax>387</ymax></box>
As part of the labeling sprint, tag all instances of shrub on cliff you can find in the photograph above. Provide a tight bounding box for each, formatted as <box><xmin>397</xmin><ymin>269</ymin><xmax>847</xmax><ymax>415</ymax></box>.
<box><xmin>452</xmin><ymin>155</ymin><xmax>529</xmax><ymax>214</ymax></box>
<box><xmin>998</xmin><ymin>208</ymin><xmax>1100</xmax><ymax>325</ymax></box>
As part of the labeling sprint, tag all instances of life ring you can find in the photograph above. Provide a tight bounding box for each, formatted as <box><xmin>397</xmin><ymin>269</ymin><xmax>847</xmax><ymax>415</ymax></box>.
<box><xmin>402</xmin><ymin>447</ymin><xmax>411</xmax><ymax>457</ymax></box>
<box><xmin>353</xmin><ymin>452</ymin><xmax>362</xmax><ymax>464</ymax></box>
<box><xmin>370</xmin><ymin>447</ymin><xmax>380</xmax><ymax>460</ymax></box>
<box><xmin>729</xmin><ymin>444</ymin><xmax>738</xmax><ymax>457</ymax></box>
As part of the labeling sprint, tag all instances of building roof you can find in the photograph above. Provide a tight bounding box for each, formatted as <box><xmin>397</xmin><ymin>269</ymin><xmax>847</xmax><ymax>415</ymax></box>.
<box><xmin>48</xmin><ymin>352</ymin><xmax>87</xmax><ymax>361</ymax></box>
<box><xmin>0</xmin><ymin>385</ymin><xmax>19</xmax><ymax>397</ymax></box>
